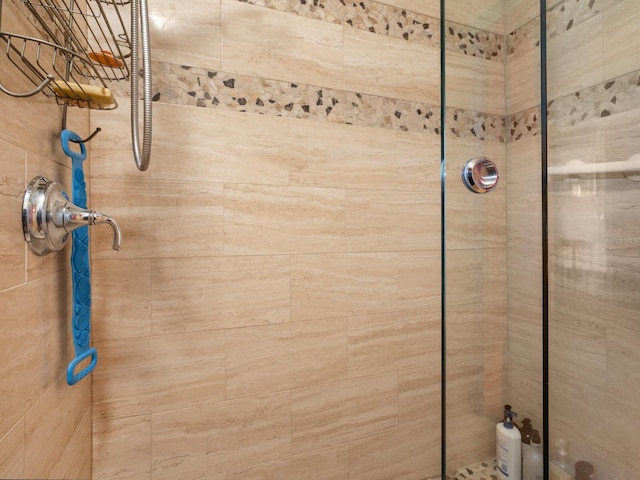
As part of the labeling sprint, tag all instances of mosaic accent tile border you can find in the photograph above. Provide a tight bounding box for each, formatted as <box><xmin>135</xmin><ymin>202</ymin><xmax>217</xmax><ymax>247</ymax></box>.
<box><xmin>151</xmin><ymin>60</ymin><xmax>505</xmax><ymax>142</ymax></box>
<box><xmin>507</xmin><ymin>17</ymin><xmax>540</xmax><ymax>57</ymax></box>
<box><xmin>447</xmin><ymin>109</ymin><xmax>505</xmax><ymax>143</ymax></box>
<box><xmin>548</xmin><ymin>69</ymin><xmax>640</xmax><ymax>129</ymax></box>
<box><xmin>508</xmin><ymin>106</ymin><xmax>540</xmax><ymax>142</ymax></box>
<box><xmin>508</xmin><ymin>0</ymin><xmax>615</xmax><ymax>59</ymax></box>
<box><xmin>239</xmin><ymin>0</ymin><xmax>504</xmax><ymax>62</ymax></box>
<box><xmin>447</xmin><ymin>459</ymin><xmax>498</xmax><ymax>480</ymax></box>
<box><xmin>152</xmin><ymin>61</ymin><xmax>440</xmax><ymax>134</ymax></box>
<box><xmin>546</xmin><ymin>0</ymin><xmax>613</xmax><ymax>39</ymax></box>
<box><xmin>446</xmin><ymin>21</ymin><xmax>504</xmax><ymax>61</ymax></box>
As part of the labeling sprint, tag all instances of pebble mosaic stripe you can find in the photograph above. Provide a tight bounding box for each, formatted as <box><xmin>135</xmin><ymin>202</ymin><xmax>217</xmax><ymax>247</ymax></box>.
<box><xmin>151</xmin><ymin>61</ymin><xmax>505</xmax><ymax>142</ymax></box>
<box><xmin>508</xmin><ymin>106</ymin><xmax>540</xmax><ymax>142</ymax></box>
<box><xmin>548</xmin><ymin>69</ymin><xmax>640</xmax><ymax>129</ymax></box>
<box><xmin>508</xmin><ymin>0</ymin><xmax>615</xmax><ymax>59</ymax></box>
<box><xmin>447</xmin><ymin>459</ymin><xmax>498</xmax><ymax>480</ymax></box>
<box><xmin>147</xmin><ymin>0</ymin><xmax>640</xmax><ymax>147</ymax></box>
<box><xmin>239</xmin><ymin>0</ymin><xmax>504</xmax><ymax>62</ymax></box>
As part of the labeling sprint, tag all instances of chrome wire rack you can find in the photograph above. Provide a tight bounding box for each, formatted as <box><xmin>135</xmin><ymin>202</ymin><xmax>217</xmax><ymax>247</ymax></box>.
<box><xmin>0</xmin><ymin>0</ymin><xmax>152</xmax><ymax>170</ymax></box>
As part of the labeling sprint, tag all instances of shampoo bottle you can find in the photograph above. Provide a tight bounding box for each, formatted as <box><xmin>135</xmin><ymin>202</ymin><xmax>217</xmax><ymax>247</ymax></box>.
<box><xmin>522</xmin><ymin>430</ymin><xmax>543</xmax><ymax>480</ymax></box>
<box><xmin>496</xmin><ymin>404</ymin><xmax>522</xmax><ymax>480</ymax></box>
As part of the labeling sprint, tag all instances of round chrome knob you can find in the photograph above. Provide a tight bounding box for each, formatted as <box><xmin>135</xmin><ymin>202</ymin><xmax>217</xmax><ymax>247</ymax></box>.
<box><xmin>461</xmin><ymin>157</ymin><xmax>499</xmax><ymax>194</ymax></box>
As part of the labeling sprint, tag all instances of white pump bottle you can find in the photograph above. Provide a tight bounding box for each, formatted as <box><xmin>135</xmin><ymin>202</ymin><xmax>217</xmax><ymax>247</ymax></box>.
<box><xmin>496</xmin><ymin>404</ymin><xmax>521</xmax><ymax>480</ymax></box>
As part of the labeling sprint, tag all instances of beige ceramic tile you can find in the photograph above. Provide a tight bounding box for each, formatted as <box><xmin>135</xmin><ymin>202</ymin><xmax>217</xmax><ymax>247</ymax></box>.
<box><xmin>145</xmin><ymin>104</ymin><xmax>292</xmax><ymax>185</ymax></box>
<box><xmin>505</xmin><ymin>0</ymin><xmax>539</xmax><ymax>33</ymax></box>
<box><xmin>549</xmin><ymin>250</ymin><xmax>640</xmax><ymax>331</ymax></box>
<box><xmin>222</xmin><ymin>0</ymin><xmax>344</xmax><ymax>90</ymax></box>
<box><xmin>445</xmin><ymin>356</ymin><xmax>484</xmax><ymax>417</ymax></box>
<box><xmin>549</xmin><ymin>310</ymin><xmax>607</xmax><ymax>390</ymax></box>
<box><xmin>446</xmin><ymin>51</ymin><xmax>505</xmax><ymax>114</ymax></box>
<box><xmin>548</xmin><ymin>108</ymin><xmax>640</xmax><ymax>170</ymax></box>
<box><xmin>507</xmin><ymin>242</ymin><xmax>541</xmax><ymax>307</ymax></box>
<box><xmin>395</xmin><ymin>133</ymin><xmax>441</xmax><ymax>192</ymax></box>
<box><xmin>603</xmin><ymin>0</ymin><xmax>640</xmax><ymax>80</ymax></box>
<box><xmin>291</xmin><ymin>373</ymin><xmax>398</xmax><ymax>453</ymax></box>
<box><xmin>0</xmin><ymin>421</ymin><xmax>24</xmax><ymax>479</ymax></box>
<box><xmin>446</xmin><ymin>301</ymin><xmax>507</xmax><ymax>360</ymax></box>
<box><xmin>152</xmin><ymin>392</ymin><xmax>291</xmax><ymax>479</ymax></box>
<box><xmin>24</xmin><ymin>374</ymin><xmax>91</xmax><ymax>479</ymax></box>
<box><xmin>348</xmin><ymin>310</ymin><xmax>438</xmax><ymax>378</ymax></box>
<box><xmin>506</xmin><ymin>300</ymin><xmax>543</xmax><ymax>424</ymax></box>
<box><xmin>87</xmin><ymin>104</ymin><xmax>151</xmax><ymax>180</ymax></box>
<box><xmin>506</xmin><ymin>134</ymin><xmax>541</xmax><ymax>190</ymax></box>
<box><xmin>506</xmin><ymin>47</ymin><xmax>540</xmax><ymax>114</ymax></box>
<box><xmin>445</xmin><ymin>0</ymin><xmax>482</xmax><ymax>29</ymax></box>
<box><xmin>90</xmin><ymin>102</ymin><xmax>292</xmax><ymax>185</ymax></box>
<box><xmin>508</xmin><ymin>300</ymin><xmax>543</xmax><ymax>369</ymax></box>
<box><xmin>93</xmin><ymin>330</ymin><xmax>226</xmax><ymax>421</ymax></box>
<box><xmin>398</xmin><ymin>250</ymin><xmax>441</xmax><ymax>311</ymax></box>
<box><xmin>0</xmin><ymin>272</ymin><xmax>69</xmax><ymax>440</ymax></box>
<box><xmin>0</xmin><ymin>139</ymin><xmax>26</xmax><ymax>291</ymax></box>
<box><xmin>93</xmin><ymin>415</ymin><xmax>151</xmax><ymax>480</ymax></box>
<box><xmin>605</xmin><ymin>393</ymin><xmax>640</xmax><ymax>480</ymax></box>
<box><xmin>90</xmin><ymin>178</ymin><xmax>224</xmax><ymax>259</ymax></box>
<box><xmin>446</xmin><ymin>187</ymin><xmax>507</xmax><ymax>255</ymax></box>
<box><xmin>507</xmin><ymin>192</ymin><xmax>540</xmax><ymax>245</ymax></box>
<box><xmin>446</xmin><ymin>192</ymin><xmax>507</xmax><ymax>249</ymax></box>
<box><xmin>224</xmin><ymin>184</ymin><xmax>346</xmax><ymax>255</ymax></box>
<box><xmin>348</xmin><ymin>423</ymin><xmax>440</xmax><ymax>480</ymax></box>
<box><xmin>446</xmin><ymin>248</ymin><xmax>486</xmax><ymax>307</ymax></box>
<box><xmin>288</xmin><ymin>120</ymin><xmax>404</xmax><ymax>190</ymax></box>
<box><xmin>606</xmin><ymin>323</ymin><xmax>640</xmax><ymax>403</ymax></box>
<box><xmin>346</xmin><ymin>190</ymin><xmax>439</xmax><ymax>252</ymax></box>
<box><xmin>447</xmin><ymin>248</ymin><xmax>507</xmax><ymax>306</ymax></box>
<box><xmin>91</xmin><ymin>259</ymin><xmax>152</xmax><ymax>341</ymax></box>
<box><xmin>483</xmin><ymin>352</ymin><xmax>505</xmax><ymax>418</ymax></box>
<box><xmin>480</xmin><ymin>0</ymin><xmax>506</xmax><ymax>34</ymax></box>
<box><xmin>548</xmin><ymin>370</ymin><xmax>609</xmax><ymax>461</ymax></box>
<box><xmin>446</xmin><ymin>413</ymin><xmax>496</xmax><ymax>470</ymax></box>
<box><xmin>226</xmin><ymin>318</ymin><xmax>348</xmax><ymax>398</ymax></box>
<box><xmin>290</xmin><ymin>253</ymin><xmax>398</xmax><ymax>321</ymax></box>
<box><xmin>152</xmin><ymin>255</ymin><xmax>290</xmax><ymax>334</ymax></box>
<box><xmin>344</xmin><ymin>27</ymin><xmax>439</xmax><ymax>104</ymax></box>
<box><xmin>57</xmin><ymin>405</ymin><xmax>92</xmax><ymax>480</ymax></box>
<box><xmin>398</xmin><ymin>364</ymin><xmax>441</xmax><ymax>428</ymax></box>
<box><xmin>149</xmin><ymin>0</ymin><xmax>222</xmax><ymax>70</ymax></box>
<box><xmin>547</xmin><ymin>14</ymin><xmax>603</xmax><ymax>101</ymax></box>
<box><xmin>227</xmin><ymin>445</ymin><xmax>348</xmax><ymax>480</ymax></box>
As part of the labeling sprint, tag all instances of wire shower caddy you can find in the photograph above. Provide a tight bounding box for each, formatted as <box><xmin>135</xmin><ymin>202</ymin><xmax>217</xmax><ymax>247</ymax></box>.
<box><xmin>0</xmin><ymin>0</ymin><xmax>152</xmax><ymax>170</ymax></box>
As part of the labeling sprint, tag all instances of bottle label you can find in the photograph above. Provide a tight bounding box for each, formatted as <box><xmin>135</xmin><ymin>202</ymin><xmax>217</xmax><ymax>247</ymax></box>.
<box><xmin>497</xmin><ymin>436</ymin><xmax>509</xmax><ymax>476</ymax></box>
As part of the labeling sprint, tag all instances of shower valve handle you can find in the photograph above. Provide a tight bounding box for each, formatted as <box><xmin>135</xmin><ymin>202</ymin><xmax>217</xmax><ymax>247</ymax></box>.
<box><xmin>22</xmin><ymin>176</ymin><xmax>122</xmax><ymax>256</ymax></box>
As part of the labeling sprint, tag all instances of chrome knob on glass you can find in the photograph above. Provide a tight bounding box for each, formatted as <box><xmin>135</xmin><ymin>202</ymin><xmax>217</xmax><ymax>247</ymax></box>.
<box><xmin>22</xmin><ymin>176</ymin><xmax>121</xmax><ymax>256</ymax></box>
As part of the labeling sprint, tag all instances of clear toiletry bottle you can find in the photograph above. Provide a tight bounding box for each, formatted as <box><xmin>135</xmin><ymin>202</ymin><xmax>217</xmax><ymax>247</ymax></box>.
<box><xmin>523</xmin><ymin>430</ymin><xmax>543</xmax><ymax>480</ymax></box>
<box><xmin>496</xmin><ymin>404</ymin><xmax>522</xmax><ymax>480</ymax></box>
<box><xmin>550</xmin><ymin>439</ymin><xmax>575</xmax><ymax>479</ymax></box>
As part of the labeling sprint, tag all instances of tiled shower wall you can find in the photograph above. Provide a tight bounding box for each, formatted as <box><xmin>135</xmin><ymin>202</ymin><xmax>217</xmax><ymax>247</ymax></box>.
<box><xmin>88</xmin><ymin>0</ymin><xmax>507</xmax><ymax>478</ymax></box>
<box><xmin>0</xmin><ymin>0</ymin><xmax>92</xmax><ymax>477</ymax></box>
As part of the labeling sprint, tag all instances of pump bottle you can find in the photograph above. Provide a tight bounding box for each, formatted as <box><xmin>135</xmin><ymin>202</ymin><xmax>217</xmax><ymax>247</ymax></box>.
<box><xmin>496</xmin><ymin>404</ymin><xmax>521</xmax><ymax>480</ymax></box>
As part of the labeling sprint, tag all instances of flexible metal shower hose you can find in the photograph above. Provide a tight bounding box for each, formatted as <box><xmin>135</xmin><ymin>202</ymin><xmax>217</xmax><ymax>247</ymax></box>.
<box><xmin>131</xmin><ymin>0</ymin><xmax>152</xmax><ymax>171</ymax></box>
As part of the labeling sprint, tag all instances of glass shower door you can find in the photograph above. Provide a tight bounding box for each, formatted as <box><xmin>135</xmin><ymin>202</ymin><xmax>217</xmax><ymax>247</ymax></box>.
<box><xmin>443</xmin><ymin>1</ymin><xmax>544</xmax><ymax>477</ymax></box>
<box><xmin>546</xmin><ymin>1</ymin><xmax>640</xmax><ymax>478</ymax></box>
